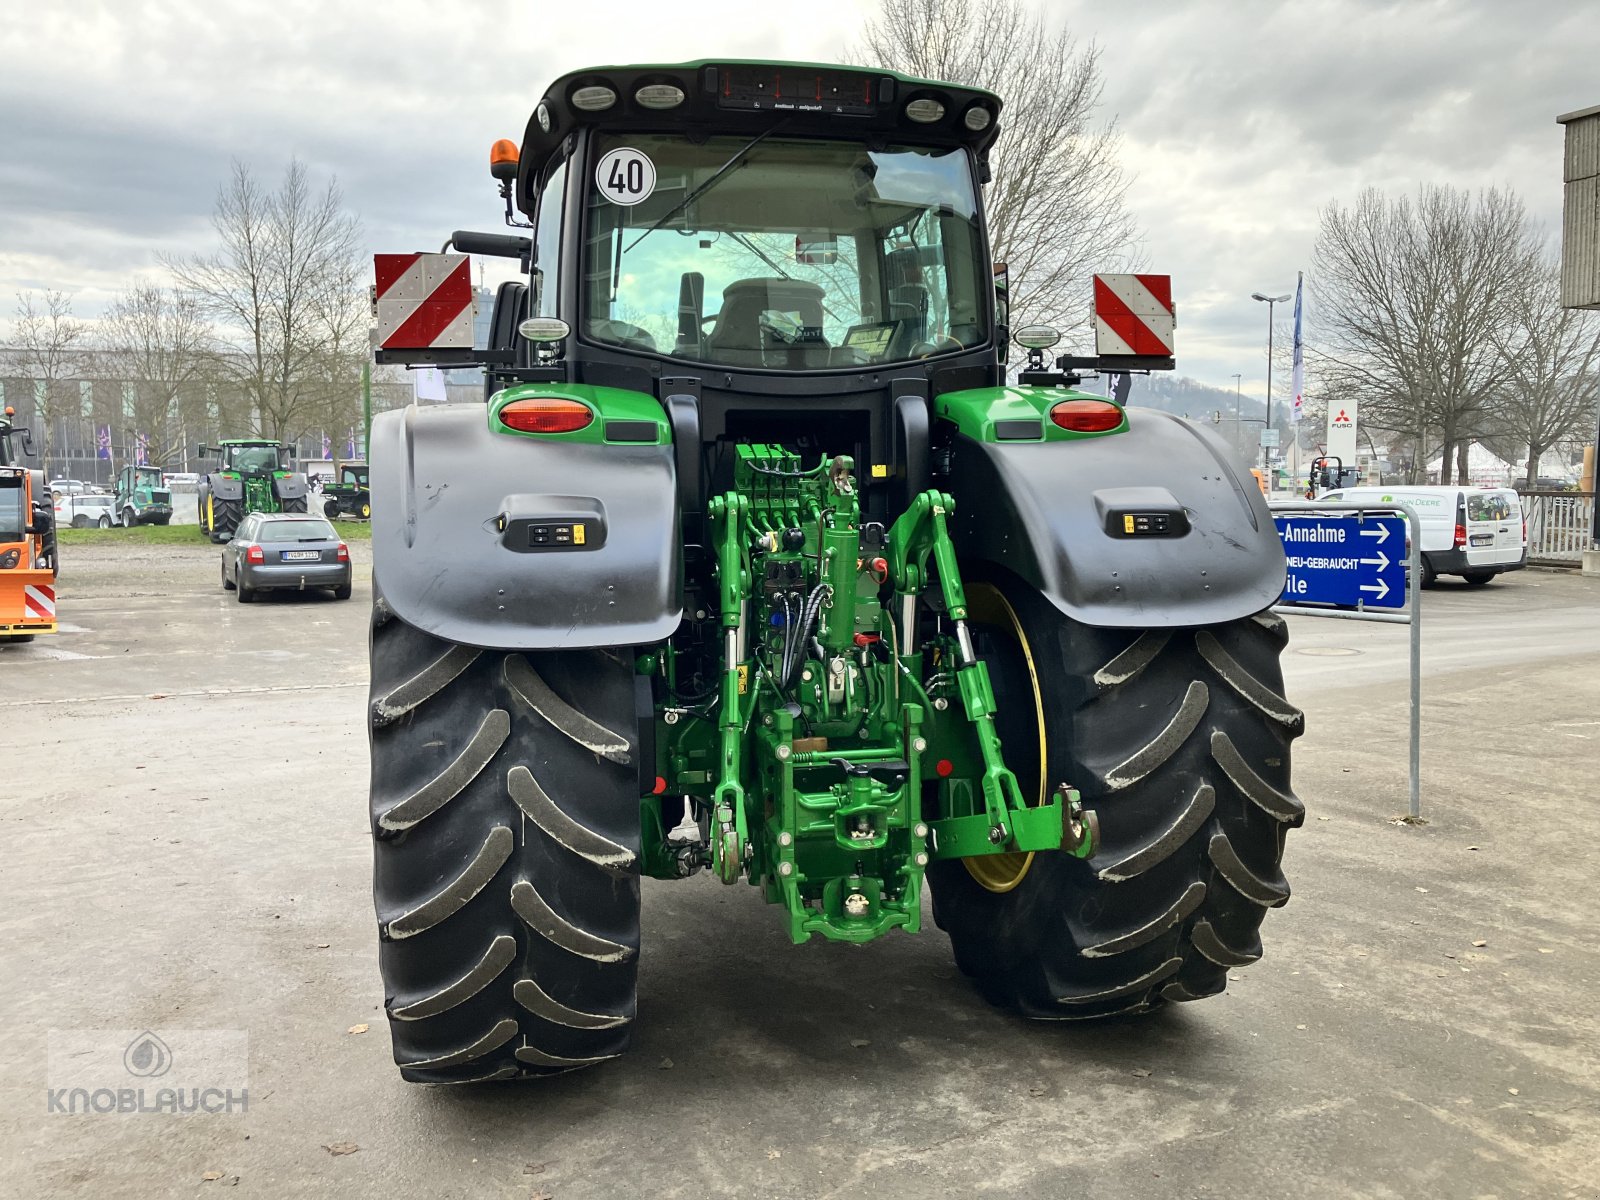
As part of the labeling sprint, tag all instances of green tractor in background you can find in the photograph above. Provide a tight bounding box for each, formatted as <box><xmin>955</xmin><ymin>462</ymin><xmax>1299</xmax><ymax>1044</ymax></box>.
<box><xmin>195</xmin><ymin>439</ymin><xmax>310</xmax><ymax>541</ymax></box>
<box><xmin>112</xmin><ymin>464</ymin><xmax>173</xmax><ymax>527</ymax></box>
<box><xmin>321</xmin><ymin>460</ymin><xmax>370</xmax><ymax>521</ymax></box>
<box><xmin>367</xmin><ymin>61</ymin><xmax>1303</xmax><ymax>1084</ymax></box>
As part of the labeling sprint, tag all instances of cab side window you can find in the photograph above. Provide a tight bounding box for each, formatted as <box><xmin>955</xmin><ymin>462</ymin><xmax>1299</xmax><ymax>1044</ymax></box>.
<box><xmin>532</xmin><ymin>159</ymin><xmax>568</xmax><ymax>319</ymax></box>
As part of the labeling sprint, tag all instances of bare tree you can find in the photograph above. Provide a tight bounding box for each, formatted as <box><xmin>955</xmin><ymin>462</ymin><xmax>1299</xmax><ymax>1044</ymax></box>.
<box><xmin>855</xmin><ymin>0</ymin><xmax>1141</xmax><ymax>336</ymax></box>
<box><xmin>167</xmin><ymin>160</ymin><xmax>365</xmax><ymax>442</ymax></box>
<box><xmin>6</xmin><ymin>289</ymin><xmax>90</xmax><ymax>473</ymax></box>
<box><xmin>1312</xmin><ymin>185</ymin><xmax>1539</xmax><ymax>484</ymax></box>
<box><xmin>1492</xmin><ymin>259</ymin><xmax>1600</xmax><ymax>487</ymax></box>
<box><xmin>100</xmin><ymin>284</ymin><xmax>215</xmax><ymax>466</ymax></box>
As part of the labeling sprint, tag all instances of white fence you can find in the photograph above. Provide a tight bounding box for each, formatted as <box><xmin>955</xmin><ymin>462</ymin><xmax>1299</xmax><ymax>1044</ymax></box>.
<box><xmin>1520</xmin><ymin>491</ymin><xmax>1595</xmax><ymax>564</ymax></box>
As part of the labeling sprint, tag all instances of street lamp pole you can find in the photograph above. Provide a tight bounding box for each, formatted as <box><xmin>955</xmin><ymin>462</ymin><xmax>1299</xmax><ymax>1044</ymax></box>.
<box><xmin>1231</xmin><ymin>373</ymin><xmax>1243</xmax><ymax>456</ymax></box>
<box><xmin>1251</xmin><ymin>291</ymin><xmax>1292</xmax><ymax>478</ymax></box>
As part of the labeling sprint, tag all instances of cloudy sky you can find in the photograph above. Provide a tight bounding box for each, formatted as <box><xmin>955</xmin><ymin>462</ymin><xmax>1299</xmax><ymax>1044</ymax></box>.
<box><xmin>1</xmin><ymin>0</ymin><xmax>1595</xmax><ymax>399</ymax></box>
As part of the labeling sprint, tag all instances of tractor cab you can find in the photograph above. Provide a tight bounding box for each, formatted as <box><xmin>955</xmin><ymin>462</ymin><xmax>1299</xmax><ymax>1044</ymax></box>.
<box><xmin>209</xmin><ymin>441</ymin><xmax>295</xmax><ymax>475</ymax></box>
<box><xmin>384</xmin><ymin>62</ymin><xmax>1018</xmax><ymax>522</ymax></box>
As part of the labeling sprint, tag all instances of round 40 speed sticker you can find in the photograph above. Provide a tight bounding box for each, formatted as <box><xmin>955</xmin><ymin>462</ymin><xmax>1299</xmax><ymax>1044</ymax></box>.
<box><xmin>595</xmin><ymin>147</ymin><xmax>656</xmax><ymax>206</ymax></box>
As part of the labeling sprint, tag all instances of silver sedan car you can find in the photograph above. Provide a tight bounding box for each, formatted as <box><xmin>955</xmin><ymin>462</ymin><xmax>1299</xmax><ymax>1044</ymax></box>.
<box><xmin>220</xmin><ymin>512</ymin><xmax>353</xmax><ymax>603</ymax></box>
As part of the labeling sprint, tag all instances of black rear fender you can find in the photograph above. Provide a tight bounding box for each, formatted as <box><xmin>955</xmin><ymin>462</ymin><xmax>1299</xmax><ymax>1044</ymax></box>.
<box><xmin>207</xmin><ymin>474</ymin><xmax>243</xmax><ymax>501</ymax></box>
<box><xmin>947</xmin><ymin>409</ymin><xmax>1285</xmax><ymax>628</ymax></box>
<box><xmin>370</xmin><ymin>404</ymin><xmax>680</xmax><ymax>651</ymax></box>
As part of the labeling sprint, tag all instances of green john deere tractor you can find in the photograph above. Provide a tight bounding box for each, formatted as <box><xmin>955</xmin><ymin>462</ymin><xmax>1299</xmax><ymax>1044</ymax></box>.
<box><xmin>367</xmin><ymin>60</ymin><xmax>1303</xmax><ymax>1084</ymax></box>
<box><xmin>195</xmin><ymin>439</ymin><xmax>310</xmax><ymax>541</ymax></box>
<box><xmin>321</xmin><ymin>460</ymin><xmax>370</xmax><ymax>521</ymax></box>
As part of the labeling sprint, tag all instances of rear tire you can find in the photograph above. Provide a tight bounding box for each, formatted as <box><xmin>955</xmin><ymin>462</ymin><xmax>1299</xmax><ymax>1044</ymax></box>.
<box><xmin>97</xmin><ymin>515</ymin><xmax>112</xmax><ymax>528</ymax></box>
<box><xmin>369</xmin><ymin>599</ymin><xmax>641</xmax><ymax>1083</ymax></box>
<box><xmin>1462</xmin><ymin>571</ymin><xmax>1494</xmax><ymax>586</ymax></box>
<box><xmin>209</xmin><ymin>497</ymin><xmax>242</xmax><ymax>543</ymax></box>
<box><xmin>282</xmin><ymin>496</ymin><xmax>309</xmax><ymax>514</ymax></box>
<box><xmin>928</xmin><ymin>580</ymin><xmax>1304</xmax><ymax>1019</ymax></box>
<box><xmin>1420</xmin><ymin>555</ymin><xmax>1438</xmax><ymax>587</ymax></box>
<box><xmin>121</xmin><ymin>508</ymin><xmax>134</xmax><ymax>529</ymax></box>
<box><xmin>221</xmin><ymin>559</ymin><xmax>235</xmax><ymax>591</ymax></box>
<box><xmin>235</xmin><ymin>572</ymin><xmax>255</xmax><ymax>603</ymax></box>
<box><xmin>324</xmin><ymin>500</ymin><xmax>341</xmax><ymax>520</ymax></box>
<box><xmin>333</xmin><ymin>583</ymin><xmax>353</xmax><ymax>601</ymax></box>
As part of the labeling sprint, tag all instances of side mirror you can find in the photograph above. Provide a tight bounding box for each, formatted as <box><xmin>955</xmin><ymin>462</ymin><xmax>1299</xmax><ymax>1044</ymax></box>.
<box><xmin>20</xmin><ymin>428</ymin><xmax>35</xmax><ymax>456</ymax></box>
<box><xmin>195</xmin><ymin>444</ymin><xmax>209</xmax><ymax>458</ymax></box>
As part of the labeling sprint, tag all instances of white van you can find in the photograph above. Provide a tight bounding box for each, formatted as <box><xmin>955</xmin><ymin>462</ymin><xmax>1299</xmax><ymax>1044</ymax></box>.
<box><xmin>1319</xmin><ymin>485</ymin><xmax>1526</xmax><ymax>586</ymax></box>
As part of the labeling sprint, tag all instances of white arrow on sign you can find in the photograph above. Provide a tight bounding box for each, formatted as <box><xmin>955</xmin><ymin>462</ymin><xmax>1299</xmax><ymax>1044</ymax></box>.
<box><xmin>1359</xmin><ymin>525</ymin><xmax>1392</xmax><ymax>544</ymax></box>
<box><xmin>1360</xmin><ymin>550</ymin><xmax>1391</xmax><ymax>572</ymax></box>
<box><xmin>1360</xmin><ymin>578</ymin><xmax>1391</xmax><ymax>601</ymax></box>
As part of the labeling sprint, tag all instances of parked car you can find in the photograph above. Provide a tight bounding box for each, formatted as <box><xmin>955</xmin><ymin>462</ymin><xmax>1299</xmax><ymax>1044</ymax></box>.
<box><xmin>220</xmin><ymin>512</ymin><xmax>352</xmax><ymax>602</ymax></box>
<box><xmin>162</xmin><ymin>471</ymin><xmax>200</xmax><ymax>489</ymax></box>
<box><xmin>48</xmin><ymin>478</ymin><xmax>89</xmax><ymax>500</ymax></box>
<box><xmin>1320</xmin><ymin>485</ymin><xmax>1527</xmax><ymax>586</ymax></box>
<box><xmin>54</xmin><ymin>493</ymin><xmax>117</xmax><ymax>528</ymax></box>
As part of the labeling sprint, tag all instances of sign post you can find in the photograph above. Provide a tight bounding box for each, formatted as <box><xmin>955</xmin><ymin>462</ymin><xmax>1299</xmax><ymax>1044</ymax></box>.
<box><xmin>1271</xmin><ymin>501</ymin><xmax>1423</xmax><ymax>819</ymax></box>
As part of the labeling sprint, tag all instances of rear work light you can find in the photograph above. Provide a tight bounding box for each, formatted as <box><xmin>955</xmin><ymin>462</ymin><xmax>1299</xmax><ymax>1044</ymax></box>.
<box><xmin>571</xmin><ymin>84</ymin><xmax>618</xmax><ymax>112</ymax></box>
<box><xmin>500</xmin><ymin>397</ymin><xmax>594</xmax><ymax>435</ymax></box>
<box><xmin>246</xmin><ymin>545</ymin><xmax>265</xmax><ymax>564</ymax></box>
<box><xmin>1049</xmin><ymin>398</ymin><xmax>1123</xmax><ymax>433</ymax></box>
<box><xmin>635</xmin><ymin>83</ymin><xmax>686</xmax><ymax>110</ymax></box>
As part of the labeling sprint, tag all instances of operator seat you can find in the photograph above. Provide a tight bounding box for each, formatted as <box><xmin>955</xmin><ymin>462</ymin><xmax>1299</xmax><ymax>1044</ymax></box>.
<box><xmin>704</xmin><ymin>278</ymin><xmax>827</xmax><ymax>368</ymax></box>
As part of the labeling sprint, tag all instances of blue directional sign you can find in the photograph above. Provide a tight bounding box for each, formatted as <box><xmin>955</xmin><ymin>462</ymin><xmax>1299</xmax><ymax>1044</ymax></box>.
<box><xmin>1274</xmin><ymin>514</ymin><xmax>1407</xmax><ymax>609</ymax></box>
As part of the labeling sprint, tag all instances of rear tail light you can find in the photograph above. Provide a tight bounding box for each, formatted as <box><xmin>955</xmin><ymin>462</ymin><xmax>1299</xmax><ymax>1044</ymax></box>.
<box><xmin>499</xmin><ymin>397</ymin><xmax>594</xmax><ymax>434</ymax></box>
<box><xmin>337</xmin><ymin>542</ymin><xmax>349</xmax><ymax>562</ymax></box>
<box><xmin>1453</xmin><ymin>523</ymin><xmax>1467</xmax><ymax>550</ymax></box>
<box><xmin>246</xmin><ymin>545</ymin><xmax>265</xmax><ymax>564</ymax></box>
<box><xmin>1049</xmin><ymin>398</ymin><xmax>1124</xmax><ymax>433</ymax></box>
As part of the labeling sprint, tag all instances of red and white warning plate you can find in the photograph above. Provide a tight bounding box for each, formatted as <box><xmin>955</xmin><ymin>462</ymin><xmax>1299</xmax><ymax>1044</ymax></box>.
<box><xmin>23</xmin><ymin>583</ymin><xmax>55</xmax><ymax>621</ymax></box>
<box><xmin>1093</xmin><ymin>274</ymin><xmax>1176</xmax><ymax>358</ymax></box>
<box><xmin>374</xmin><ymin>253</ymin><xmax>474</xmax><ymax>350</ymax></box>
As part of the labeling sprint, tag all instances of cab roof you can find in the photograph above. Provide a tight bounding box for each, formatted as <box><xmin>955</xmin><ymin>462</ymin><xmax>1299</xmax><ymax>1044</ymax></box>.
<box><xmin>515</xmin><ymin>59</ymin><xmax>1004</xmax><ymax>216</ymax></box>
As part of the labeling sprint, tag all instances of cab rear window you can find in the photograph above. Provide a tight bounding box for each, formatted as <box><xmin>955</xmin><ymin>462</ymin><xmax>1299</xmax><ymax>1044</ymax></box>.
<box><xmin>0</xmin><ymin>485</ymin><xmax>24</xmax><ymax>541</ymax></box>
<box><xmin>259</xmin><ymin>520</ymin><xmax>335</xmax><ymax>542</ymax></box>
<box><xmin>1466</xmin><ymin>493</ymin><xmax>1515</xmax><ymax>522</ymax></box>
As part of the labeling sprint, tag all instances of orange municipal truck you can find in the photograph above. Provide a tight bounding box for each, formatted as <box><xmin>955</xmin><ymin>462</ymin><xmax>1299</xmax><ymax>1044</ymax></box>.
<box><xmin>0</xmin><ymin>405</ymin><xmax>58</xmax><ymax>642</ymax></box>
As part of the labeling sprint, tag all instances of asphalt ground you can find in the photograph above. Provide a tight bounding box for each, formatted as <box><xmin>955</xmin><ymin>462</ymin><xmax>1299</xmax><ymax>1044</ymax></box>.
<box><xmin>2</xmin><ymin>545</ymin><xmax>1598</xmax><ymax>1199</ymax></box>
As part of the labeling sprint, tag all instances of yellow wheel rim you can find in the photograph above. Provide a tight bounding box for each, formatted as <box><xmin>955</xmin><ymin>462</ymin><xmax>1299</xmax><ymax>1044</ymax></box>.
<box><xmin>960</xmin><ymin>583</ymin><xmax>1047</xmax><ymax>893</ymax></box>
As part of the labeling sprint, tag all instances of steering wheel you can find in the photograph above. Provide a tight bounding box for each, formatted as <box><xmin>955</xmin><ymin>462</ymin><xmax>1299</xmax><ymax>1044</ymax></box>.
<box><xmin>591</xmin><ymin>319</ymin><xmax>657</xmax><ymax>353</ymax></box>
<box><xmin>913</xmin><ymin>336</ymin><xmax>963</xmax><ymax>359</ymax></box>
